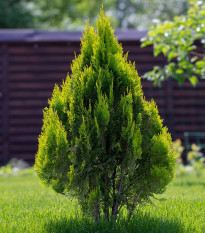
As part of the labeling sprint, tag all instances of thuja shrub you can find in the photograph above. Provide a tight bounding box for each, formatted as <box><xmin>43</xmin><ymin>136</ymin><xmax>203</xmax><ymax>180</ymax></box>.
<box><xmin>35</xmin><ymin>10</ymin><xmax>176</xmax><ymax>221</ymax></box>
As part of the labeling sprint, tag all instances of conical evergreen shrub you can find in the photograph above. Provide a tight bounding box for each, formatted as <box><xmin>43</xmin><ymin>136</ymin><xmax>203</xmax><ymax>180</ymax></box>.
<box><xmin>35</xmin><ymin>10</ymin><xmax>176</xmax><ymax>221</ymax></box>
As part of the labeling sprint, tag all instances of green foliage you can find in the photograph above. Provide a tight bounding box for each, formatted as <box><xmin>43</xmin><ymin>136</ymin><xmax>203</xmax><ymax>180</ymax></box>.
<box><xmin>173</xmin><ymin>139</ymin><xmax>184</xmax><ymax>163</ymax></box>
<box><xmin>173</xmin><ymin>139</ymin><xmax>205</xmax><ymax>177</ymax></box>
<box><xmin>0</xmin><ymin>164</ymin><xmax>13</xmax><ymax>176</ymax></box>
<box><xmin>0</xmin><ymin>0</ymin><xmax>36</xmax><ymax>28</ymax></box>
<box><xmin>141</xmin><ymin>0</ymin><xmax>205</xmax><ymax>86</ymax></box>
<box><xmin>35</xmin><ymin>10</ymin><xmax>176</xmax><ymax>221</ymax></box>
<box><xmin>187</xmin><ymin>144</ymin><xmax>205</xmax><ymax>176</ymax></box>
<box><xmin>187</xmin><ymin>143</ymin><xmax>203</xmax><ymax>161</ymax></box>
<box><xmin>1</xmin><ymin>0</ymin><xmax>188</xmax><ymax>30</ymax></box>
<box><xmin>0</xmin><ymin>164</ymin><xmax>34</xmax><ymax>177</ymax></box>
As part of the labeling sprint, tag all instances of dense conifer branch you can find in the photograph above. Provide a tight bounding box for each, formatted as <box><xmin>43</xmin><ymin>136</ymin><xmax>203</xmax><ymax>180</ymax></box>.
<box><xmin>35</xmin><ymin>9</ymin><xmax>176</xmax><ymax>221</ymax></box>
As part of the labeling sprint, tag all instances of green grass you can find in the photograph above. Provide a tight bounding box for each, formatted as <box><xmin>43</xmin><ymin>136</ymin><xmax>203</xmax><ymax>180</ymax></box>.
<box><xmin>0</xmin><ymin>173</ymin><xmax>205</xmax><ymax>233</ymax></box>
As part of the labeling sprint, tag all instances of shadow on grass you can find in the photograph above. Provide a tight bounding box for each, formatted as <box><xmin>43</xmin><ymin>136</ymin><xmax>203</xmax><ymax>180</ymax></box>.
<box><xmin>44</xmin><ymin>213</ymin><xmax>183</xmax><ymax>233</ymax></box>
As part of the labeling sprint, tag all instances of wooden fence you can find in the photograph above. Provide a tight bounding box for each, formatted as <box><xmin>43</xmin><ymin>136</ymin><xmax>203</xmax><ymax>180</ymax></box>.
<box><xmin>0</xmin><ymin>30</ymin><xmax>205</xmax><ymax>164</ymax></box>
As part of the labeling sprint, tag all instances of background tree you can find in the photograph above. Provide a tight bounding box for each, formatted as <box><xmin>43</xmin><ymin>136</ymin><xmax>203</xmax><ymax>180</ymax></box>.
<box><xmin>0</xmin><ymin>0</ymin><xmax>188</xmax><ymax>30</ymax></box>
<box><xmin>0</xmin><ymin>0</ymin><xmax>35</xmax><ymax>28</ymax></box>
<box><xmin>112</xmin><ymin>0</ymin><xmax>188</xmax><ymax>29</ymax></box>
<box><xmin>141</xmin><ymin>0</ymin><xmax>205</xmax><ymax>86</ymax></box>
<box><xmin>35</xmin><ymin>10</ymin><xmax>176</xmax><ymax>221</ymax></box>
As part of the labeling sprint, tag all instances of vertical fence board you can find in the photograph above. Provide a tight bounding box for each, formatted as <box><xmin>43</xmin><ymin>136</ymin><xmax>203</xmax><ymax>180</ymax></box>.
<box><xmin>166</xmin><ymin>79</ymin><xmax>175</xmax><ymax>138</ymax></box>
<box><xmin>1</xmin><ymin>44</ymin><xmax>9</xmax><ymax>164</ymax></box>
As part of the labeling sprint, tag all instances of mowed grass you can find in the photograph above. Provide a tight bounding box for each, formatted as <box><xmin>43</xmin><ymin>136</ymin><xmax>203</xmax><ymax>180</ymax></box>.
<box><xmin>0</xmin><ymin>173</ymin><xmax>205</xmax><ymax>233</ymax></box>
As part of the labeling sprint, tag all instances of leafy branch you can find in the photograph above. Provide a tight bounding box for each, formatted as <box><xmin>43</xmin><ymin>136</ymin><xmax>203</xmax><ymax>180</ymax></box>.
<box><xmin>141</xmin><ymin>0</ymin><xmax>205</xmax><ymax>87</ymax></box>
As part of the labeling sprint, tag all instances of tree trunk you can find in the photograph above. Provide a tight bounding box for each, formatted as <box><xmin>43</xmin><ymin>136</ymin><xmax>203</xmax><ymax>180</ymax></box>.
<box><xmin>104</xmin><ymin>205</ymin><xmax>110</xmax><ymax>221</ymax></box>
<box><xmin>102</xmin><ymin>172</ymin><xmax>110</xmax><ymax>220</ymax></box>
<box><xmin>112</xmin><ymin>175</ymin><xmax>123</xmax><ymax>219</ymax></box>
<box><xmin>94</xmin><ymin>202</ymin><xmax>100</xmax><ymax>222</ymax></box>
<box><xmin>112</xmin><ymin>200</ymin><xmax>119</xmax><ymax>219</ymax></box>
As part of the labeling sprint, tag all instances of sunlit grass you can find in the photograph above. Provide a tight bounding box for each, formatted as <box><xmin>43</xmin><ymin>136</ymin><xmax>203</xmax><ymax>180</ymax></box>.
<box><xmin>0</xmin><ymin>172</ymin><xmax>204</xmax><ymax>233</ymax></box>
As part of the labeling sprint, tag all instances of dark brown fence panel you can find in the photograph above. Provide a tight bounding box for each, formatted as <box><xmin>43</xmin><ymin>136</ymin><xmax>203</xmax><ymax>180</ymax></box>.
<box><xmin>7</xmin><ymin>42</ymin><xmax>78</xmax><ymax>163</ymax></box>
<box><xmin>0</xmin><ymin>31</ymin><xmax>204</xmax><ymax>164</ymax></box>
<box><xmin>1</xmin><ymin>44</ymin><xmax>9</xmax><ymax>165</ymax></box>
<box><xmin>0</xmin><ymin>45</ymin><xmax>3</xmax><ymax>164</ymax></box>
<box><xmin>173</xmin><ymin>81</ymin><xmax>205</xmax><ymax>140</ymax></box>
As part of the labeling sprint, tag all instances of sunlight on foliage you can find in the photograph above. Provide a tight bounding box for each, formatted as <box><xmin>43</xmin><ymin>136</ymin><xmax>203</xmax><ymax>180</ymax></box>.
<box><xmin>141</xmin><ymin>0</ymin><xmax>205</xmax><ymax>86</ymax></box>
<box><xmin>35</xmin><ymin>9</ymin><xmax>176</xmax><ymax>221</ymax></box>
<box><xmin>173</xmin><ymin>139</ymin><xmax>205</xmax><ymax>177</ymax></box>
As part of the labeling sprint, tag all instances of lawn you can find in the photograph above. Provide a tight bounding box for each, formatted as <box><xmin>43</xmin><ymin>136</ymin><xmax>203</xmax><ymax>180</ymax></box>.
<box><xmin>0</xmin><ymin>172</ymin><xmax>204</xmax><ymax>233</ymax></box>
